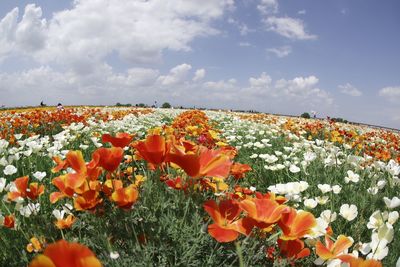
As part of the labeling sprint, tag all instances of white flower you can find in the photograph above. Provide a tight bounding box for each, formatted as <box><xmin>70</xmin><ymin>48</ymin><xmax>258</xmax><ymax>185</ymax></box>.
<box><xmin>388</xmin><ymin>211</ymin><xmax>399</xmax><ymax>225</ymax></box>
<box><xmin>289</xmin><ymin>164</ymin><xmax>301</xmax><ymax>173</ymax></box>
<box><xmin>340</xmin><ymin>204</ymin><xmax>358</xmax><ymax>221</ymax></box>
<box><xmin>317</xmin><ymin>184</ymin><xmax>332</xmax><ymax>194</ymax></box>
<box><xmin>383</xmin><ymin>197</ymin><xmax>400</xmax><ymax>209</ymax></box>
<box><xmin>377</xmin><ymin>180</ymin><xmax>387</xmax><ymax>189</ymax></box>
<box><xmin>315</xmin><ymin>196</ymin><xmax>329</xmax><ymax>205</ymax></box>
<box><xmin>367</xmin><ymin>211</ymin><xmax>388</xmax><ymax>231</ymax></box>
<box><xmin>110</xmin><ymin>251</ymin><xmax>120</xmax><ymax>259</ymax></box>
<box><xmin>367</xmin><ymin>187</ymin><xmax>379</xmax><ymax>195</ymax></box>
<box><xmin>79</xmin><ymin>144</ymin><xmax>89</xmax><ymax>150</ymax></box>
<box><xmin>0</xmin><ymin>178</ymin><xmax>6</xmax><ymax>193</ymax></box>
<box><xmin>367</xmin><ymin>233</ymin><xmax>389</xmax><ymax>260</ymax></box>
<box><xmin>320</xmin><ymin>210</ymin><xmax>337</xmax><ymax>224</ymax></box>
<box><xmin>345</xmin><ymin>170</ymin><xmax>360</xmax><ymax>183</ymax></box>
<box><xmin>304</xmin><ymin>198</ymin><xmax>318</xmax><ymax>209</ymax></box>
<box><xmin>378</xmin><ymin>222</ymin><xmax>394</xmax><ymax>243</ymax></box>
<box><xmin>332</xmin><ymin>185</ymin><xmax>342</xmax><ymax>194</ymax></box>
<box><xmin>250</xmin><ymin>154</ymin><xmax>258</xmax><ymax>159</ymax></box>
<box><xmin>3</xmin><ymin>165</ymin><xmax>17</xmax><ymax>176</ymax></box>
<box><xmin>304</xmin><ymin>151</ymin><xmax>317</xmax><ymax>162</ymax></box>
<box><xmin>52</xmin><ymin>209</ymin><xmax>66</xmax><ymax>220</ymax></box>
<box><xmin>308</xmin><ymin>217</ymin><xmax>328</xmax><ymax>238</ymax></box>
<box><xmin>33</xmin><ymin>171</ymin><xmax>46</xmax><ymax>181</ymax></box>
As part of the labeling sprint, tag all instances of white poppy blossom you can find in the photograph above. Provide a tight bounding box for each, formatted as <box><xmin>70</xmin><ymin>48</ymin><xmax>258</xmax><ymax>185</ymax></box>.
<box><xmin>340</xmin><ymin>204</ymin><xmax>358</xmax><ymax>221</ymax></box>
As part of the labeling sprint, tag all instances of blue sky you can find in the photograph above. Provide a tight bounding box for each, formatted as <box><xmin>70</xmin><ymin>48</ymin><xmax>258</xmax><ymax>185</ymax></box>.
<box><xmin>0</xmin><ymin>0</ymin><xmax>399</xmax><ymax>128</ymax></box>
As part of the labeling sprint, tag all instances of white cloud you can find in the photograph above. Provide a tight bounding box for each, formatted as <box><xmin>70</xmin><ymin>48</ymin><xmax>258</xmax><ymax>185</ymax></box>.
<box><xmin>193</xmin><ymin>69</ymin><xmax>206</xmax><ymax>81</ymax></box>
<box><xmin>267</xmin><ymin>45</ymin><xmax>292</xmax><ymax>58</ymax></box>
<box><xmin>339</xmin><ymin>83</ymin><xmax>362</xmax><ymax>96</ymax></box>
<box><xmin>264</xmin><ymin>16</ymin><xmax>317</xmax><ymax>40</ymax></box>
<box><xmin>238</xmin><ymin>42</ymin><xmax>252</xmax><ymax>47</ymax></box>
<box><xmin>298</xmin><ymin>10</ymin><xmax>306</xmax><ymax>15</ymax></box>
<box><xmin>157</xmin><ymin>64</ymin><xmax>192</xmax><ymax>86</ymax></box>
<box><xmin>249</xmin><ymin>72</ymin><xmax>272</xmax><ymax>88</ymax></box>
<box><xmin>203</xmin><ymin>79</ymin><xmax>237</xmax><ymax>90</ymax></box>
<box><xmin>379</xmin><ymin>86</ymin><xmax>400</xmax><ymax>101</ymax></box>
<box><xmin>0</xmin><ymin>1</ymin><xmax>233</xmax><ymax>69</ymax></box>
<box><xmin>257</xmin><ymin>0</ymin><xmax>279</xmax><ymax>14</ymax></box>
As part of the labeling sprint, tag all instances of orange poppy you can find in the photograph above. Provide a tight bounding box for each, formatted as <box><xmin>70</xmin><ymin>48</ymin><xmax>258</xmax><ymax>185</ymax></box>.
<box><xmin>111</xmin><ymin>184</ymin><xmax>139</xmax><ymax>209</ymax></box>
<box><xmin>102</xmin><ymin>132</ymin><xmax>132</xmax><ymax>148</ymax></box>
<box><xmin>134</xmin><ymin>134</ymin><xmax>169</xmax><ymax>166</ymax></box>
<box><xmin>277</xmin><ymin>238</ymin><xmax>310</xmax><ymax>260</ymax></box>
<box><xmin>278</xmin><ymin>208</ymin><xmax>316</xmax><ymax>240</ymax></box>
<box><xmin>92</xmin><ymin>147</ymin><xmax>124</xmax><ymax>173</ymax></box>
<box><xmin>167</xmin><ymin>143</ymin><xmax>232</xmax><ymax>178</ymax></box>
<box><xmin>73</xmin><ymin>190</ymin><xmax>103</xmax><ymax>211</ymax></box>
<box><xmin>230</xmin><ymin>162</ymin><xmax>252</xmax><ymax>179</ymax></box>
<box><xmin>338</xmin><ymin>256</ymin><xmax>382</xmax><ymax>267</ymax></box>
<box><xmin>239</xmin><ymin>197</ymin><xmax>288</xmax><ymax>229</ymax></box>
<box><xmin>3</xmin><ymin>214</ymin><xmax>15</xmax><ymax>229</ymax></box>
<box><xmin>8</xmin><ymin>176</ymin><xmax>44</xmax><ymax>201</ymax></box>
<box><xmin>29</xmin><ymin>239</ymin><xmax>102</xmax><ymax>267</ymax></box>
<box><xmin>55</xmin><ymin>215</ymin><xmax>76</xmax><ymax>230</ymax></box>
<box><xmin>315</xmin><ymin>234</ymin><xmax>353</xmax><ymax>261</ymax></box>
<box><xmin>203</xmin><ymin>199</ymin><xmax>250</xmax><ymax>242</ymax></box>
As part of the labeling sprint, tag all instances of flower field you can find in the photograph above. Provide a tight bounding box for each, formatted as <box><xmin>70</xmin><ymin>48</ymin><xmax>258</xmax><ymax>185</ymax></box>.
<box><xmin>0</xmin><ymin>107</ymin><xmax>399</xmax><ymax>266</ymax></box>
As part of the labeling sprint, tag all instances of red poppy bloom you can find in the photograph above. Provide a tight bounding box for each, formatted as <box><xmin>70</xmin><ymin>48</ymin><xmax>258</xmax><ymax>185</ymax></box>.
<box><xmin>315</xmin><ymin>234</ymin><xmax>353</xmax><ymax>261</ymax></box>
<box><xmin>277</xmin><ymin>238</ymin><xmax>310</xmax><ymax>260</ymax></box>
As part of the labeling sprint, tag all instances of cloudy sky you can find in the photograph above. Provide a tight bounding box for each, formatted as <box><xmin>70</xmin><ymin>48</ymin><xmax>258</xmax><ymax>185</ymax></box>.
<box><xmin>0</xmin><ymin>0</ymin><xmax>399</xmax><ymax>128</ymax></box>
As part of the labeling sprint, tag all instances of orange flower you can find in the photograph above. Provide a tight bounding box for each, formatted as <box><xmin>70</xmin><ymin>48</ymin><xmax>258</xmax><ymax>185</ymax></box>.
<box><xmin>3</xmin><ymin>214</ymin><xmax>15</xmax><ymax>229</ymax></box>
<box><xmin>8</xmin><ymin>176</ymin><xmax>44</xmax><ymax>201</ymax></box>
<box><xmin>278</xmin><ymin>208</ymin><xmax>316</xmax><ymax>240</ymax></box>
<box><xmin>74</xmin><ymin>190</ymin><xmax>103</xmax><ymax>211</ymax></box>
<box><xmin>165</xmin><ymin>176</ymin><xmax>188</xmax><ymax>191</ymax></box>
<box><xmin>29</xmin><ymin>239</ymin><xmax>102</xmax><ymax>267</ymax></box>
<box><xmin>339</xmin><ymin>257</ymin><xmax>382</xmax><ymax>267</ymax></box>
<box><xmin>111</xmin><ymin>184</ymin><xmax>139</xmax><ymax>209</ymax></box>
<box><xmin>134</xmin><ymin>134</ymin><xmax>169</xmax><ymax>166</ymax></box>
<box><xmin>51</xmin><ymin>156</ymin><xmax>68</xmax><ymax>173</ymax></box>
<box><xmin>239</xmin><ymin>197</ymin><xmax>288</xmax><ymax>229</ymax></box>
<box><xmin>93</xmin><ymin>147</ymin><xmax>124</xmax><ymax>172</ymax></box>
<box><xmin>102</xmin><ymin>132</ymin><xmax>132</xmax><ymax>148</ymax></box>
<box><xmin>27</xmin><ymin>237</ymin><xmax>44</xmax><ymax>253</ymax></box>
<box><xmin>315</xmin><ymin>234</ymin><xmax>353</xmax><ymax>261</ymax></box>
<box><xmin>203</xmin><ymin>199</ymin><xmax>249</xmax><ymax>242</ymax></box>
<box><xmin>55</xmin><ymin>215</ymin><xmax>76</xmax><ymax>230</ymax></box>
<box><xmin>230</xmin><ymin>162</ymin><xmax>252</xmax><ymax>179</ymax></box>
<box><xmin>277</xmin><ymin>238</ymin><xmax>310</xmax><ymax>260</ymax></box>
<box><xmin>167</xmin><ymin>143</ymin><xmax>232</xmax><ymax>178</ymax></box>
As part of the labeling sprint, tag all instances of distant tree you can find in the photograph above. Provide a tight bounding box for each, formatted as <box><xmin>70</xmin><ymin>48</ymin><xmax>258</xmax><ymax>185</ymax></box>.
<box><xmin>161</xmin><ymin>102</ymin><xmax>171</xmax><ymax>108</ymax></box>
<box><xmin>301</xmin><ymin>112</ymin><xmax>311</xmax><ymax>119</ymax></box>
<box><xmin>137</xmin><ymin>103</ymin><xmax>146</xmax><ymax>107</ymax></box>
<box><xmin>116</xmin><ymin>102</ymin><xmax>122</xmax><ymax>107</ymax></box>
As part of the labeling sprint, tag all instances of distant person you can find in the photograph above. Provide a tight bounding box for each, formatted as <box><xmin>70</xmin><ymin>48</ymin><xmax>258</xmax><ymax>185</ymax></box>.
<box><xmin>40</xmin><ymin>101</ymin><xmax>45</xmax><ymax>107</ymax></box>
<box><xmin>57</xmin><ymin>103</ymin><xmax>64</xmax><ymax>111</ymax></box>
